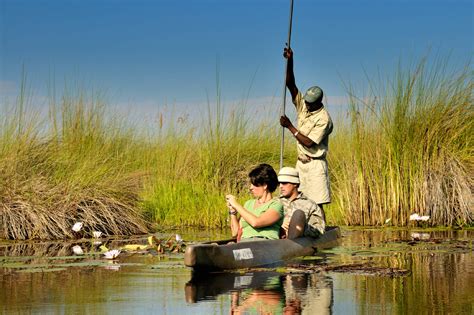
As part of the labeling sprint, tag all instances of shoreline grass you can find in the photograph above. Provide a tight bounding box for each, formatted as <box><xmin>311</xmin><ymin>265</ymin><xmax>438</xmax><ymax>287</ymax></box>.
<box><xmin>1</xmin><ymin>58</ymin><xmax>472</xmax><ymax>239</ymax></box>
<box><xmin>328</xmin><ymin>58</ymin><xmax>472</xmax><ymax>227</ymax></box>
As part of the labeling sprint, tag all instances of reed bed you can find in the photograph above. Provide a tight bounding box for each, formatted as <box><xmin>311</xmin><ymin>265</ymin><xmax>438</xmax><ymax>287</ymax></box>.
<box><xmin>140</xmin><ymin>99</ymin><xmax>287</xmax><ymax>228</ymax></box>
<box><xmin>328</xmin><ymin>58</ymin><xmax>473</xmax><ymax>226</ymax></box>
<box><xmin>0</xmin><ymin>85</ymin><xmax>150</xmax><ymax>239</ymax></box>
<box><xmin>0</xmin><ymin>58</ymin><xmax>472</xmax><ymax>239</ymax></box>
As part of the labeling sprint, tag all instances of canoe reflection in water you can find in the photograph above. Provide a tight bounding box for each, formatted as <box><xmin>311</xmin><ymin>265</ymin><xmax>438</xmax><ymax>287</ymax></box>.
<box><xmin>185</xmin><ymin>271</ymin><xmax>333</xmax><ymax>314</ymax></box>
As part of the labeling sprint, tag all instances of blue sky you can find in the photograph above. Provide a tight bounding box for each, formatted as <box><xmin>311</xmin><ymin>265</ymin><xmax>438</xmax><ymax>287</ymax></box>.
<box><xmin>1</xmin><ymin>0</ymin><xmax>472</xmax><ymax>119</ymax></box>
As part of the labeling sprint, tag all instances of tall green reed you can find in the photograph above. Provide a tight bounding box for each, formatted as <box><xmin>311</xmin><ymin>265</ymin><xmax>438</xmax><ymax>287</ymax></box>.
<box><xmin>0</xmin><ymin>80</ymin><xmax>149</xmax><ymax>239</ymax></box>
<box><xmin>328</xmin><ymin>57</ymin><xmax>472</xmax><ymax>226</ymax></box>
<box><xmin>140</xmin><ymin>78</ymin><xmax>287</xmax><ymax>228</ymax></box>
<box><xmin>1</xmin><ymin>56</ymin><xmax>471</xmax><ymax>240</ymax></box>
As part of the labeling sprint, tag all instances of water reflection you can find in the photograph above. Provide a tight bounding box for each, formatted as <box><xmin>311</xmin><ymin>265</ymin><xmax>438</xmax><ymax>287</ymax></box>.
<box><xmin>186</xmin><ymin>271</ymin><xmax>334</xmax><ymax>314</ymax></box>
<box><xmin>328</xmin><ymin>229</ymin><xmax>474</xmax><ymax>314</ymax></box>
<box><xmin>1</xmin><ymin>228</ymin><xmax>472</xmax><ymax>314</ymax></box>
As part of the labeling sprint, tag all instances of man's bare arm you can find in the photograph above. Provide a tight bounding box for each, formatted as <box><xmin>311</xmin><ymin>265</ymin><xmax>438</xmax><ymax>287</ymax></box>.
<box><xmin>284</xmin><ymin>47</ymin><xmax>298</xmax><ymax>102</ymax></box>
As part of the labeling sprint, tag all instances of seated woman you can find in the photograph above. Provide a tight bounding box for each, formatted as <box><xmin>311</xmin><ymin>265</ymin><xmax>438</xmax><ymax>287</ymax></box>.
<box><xmin>226</xmin><ymin>163</ymin><xmax>284</xmax><ymax>241</ymax></box>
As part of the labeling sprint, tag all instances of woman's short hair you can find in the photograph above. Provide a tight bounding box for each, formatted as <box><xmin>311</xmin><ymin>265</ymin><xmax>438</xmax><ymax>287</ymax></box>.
<box><xmin>249</xmin><ymin>163</ymin><xmax>279</xmax><ymax>193</ymax></box>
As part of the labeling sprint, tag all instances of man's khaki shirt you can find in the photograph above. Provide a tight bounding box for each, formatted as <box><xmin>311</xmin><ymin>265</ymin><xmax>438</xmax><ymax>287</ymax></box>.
<box><xmin>280</xmin><ymin>192</ymin><xmax>326</xmax><ymax>237</ymax></box>
<box><xmin>294</xmin><ymin>92</ymin><xmax>333</xmax><ymax>159</ymax></box>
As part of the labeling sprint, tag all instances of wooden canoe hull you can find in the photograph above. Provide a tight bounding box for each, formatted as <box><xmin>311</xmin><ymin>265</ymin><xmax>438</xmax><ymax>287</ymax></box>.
<box><xmin>184</xmin><ymin>226</ymin><xmax>340</xmax><ymax>271</ymax></box>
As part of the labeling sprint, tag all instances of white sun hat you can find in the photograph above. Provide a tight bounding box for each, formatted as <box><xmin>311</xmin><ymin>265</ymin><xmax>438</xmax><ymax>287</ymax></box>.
<box><xmin>278</xmin><ymin>167</ymin><xmax>300</xmax><ymax>184</ymax></box>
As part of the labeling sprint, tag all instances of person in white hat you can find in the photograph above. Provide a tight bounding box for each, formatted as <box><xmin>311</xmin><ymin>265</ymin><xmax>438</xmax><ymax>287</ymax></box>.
<box><xmin>278</xmin><ymin>167</ymin><xmax>326</xmax><ymax>239</ymax></box>
<box><xmin>279</xmin><ymin>47</ymin><xmax>333</xmax><ymax>213</ymax></box>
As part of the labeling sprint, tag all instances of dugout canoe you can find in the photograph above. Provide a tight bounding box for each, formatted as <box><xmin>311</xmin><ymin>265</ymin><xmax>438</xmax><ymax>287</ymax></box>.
<box><xmin>184</xmin><ymin>226</ymin><xmax>341</xmax><ymax>271</ymax></box>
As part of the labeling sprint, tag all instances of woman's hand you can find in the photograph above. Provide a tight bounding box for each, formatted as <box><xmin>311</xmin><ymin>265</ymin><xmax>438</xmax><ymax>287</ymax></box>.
<box><xmin>227</xmin><ymin>195</ymin><xmax>241</xmax><ymax>238</ymax></box>
<box><xmin>227</xmin><ymin>194</ymin><xmax>282</xmax><ymax>229</ymax></box>
<box><xmin>225</xmin><ymin>194</ymin><xmax>239</xmax><ymax>209</ymax></box>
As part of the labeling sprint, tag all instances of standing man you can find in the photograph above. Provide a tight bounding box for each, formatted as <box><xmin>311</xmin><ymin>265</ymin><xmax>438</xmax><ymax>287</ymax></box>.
<box><xmin>280</xmin><ymin>47</ymin><xmax>333</xmax><ymax>211</ymax></box>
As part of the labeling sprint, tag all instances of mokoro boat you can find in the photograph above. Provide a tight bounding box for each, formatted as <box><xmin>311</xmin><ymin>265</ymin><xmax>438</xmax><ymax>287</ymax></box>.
<box><xmin>184</xmin><ymin>226</ymin><xmax>340</xmax><ymax>271</ymax></box>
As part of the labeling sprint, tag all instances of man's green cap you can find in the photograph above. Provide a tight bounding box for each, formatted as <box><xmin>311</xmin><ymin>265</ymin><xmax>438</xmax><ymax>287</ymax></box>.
<box><xmin>304</xmin><ymin>86</ymin><xmax>323</xmax><ymax>104</ymax></box>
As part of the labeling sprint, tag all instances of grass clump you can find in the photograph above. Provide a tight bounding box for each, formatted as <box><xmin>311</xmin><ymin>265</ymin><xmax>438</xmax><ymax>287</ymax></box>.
<box><xmin>0</xmin><ymin>82</ymin><xmax>149</xmax><ymax>240</ymax></box>
<box><xmin>328</xmin><ymin>58</ymin><xmax>473</xmax><ymax>227</ymax></box>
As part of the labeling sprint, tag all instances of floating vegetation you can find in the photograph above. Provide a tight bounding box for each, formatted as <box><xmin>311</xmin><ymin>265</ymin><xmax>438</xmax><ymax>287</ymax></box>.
<box><xmin>233</xmin><ymin>263</ymin><xmax>410</xmax><ymax>277</ymax></box>
<box><xmin>17</xmin><ymin>267</ymin><xmax>68</xmax><ymax>273</ymax></box>
<box><xmin>286</xmin><ymin>263</ymin><xmax>411</xmax><ymax>277</ymax></box>
<box><xmin>0</xmin><ymin>234</ymin><xmax>188</xmax><ymax>273</ymax></box>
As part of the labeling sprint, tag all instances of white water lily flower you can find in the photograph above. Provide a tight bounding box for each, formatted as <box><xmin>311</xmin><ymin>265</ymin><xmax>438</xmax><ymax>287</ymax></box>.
<box><xmin>92</xmin><ymin>231</ymin><xmax>103</xmax><ymax>238</ymax></box>
<box><xmin>103</xmin><ymin>249</ymin><xmax>121</xmax><ymax>260</ymax></box>
<box><xmin>409</xmin><ymin>213</ymin><xmax>421</xmax><ymax>221</ymax></box>
<box><xmin>72</xmin><ymin>222</ymin><xmax>83</xmax><ymax>232</ymax></box>
<box><xmin>72</xmin><ymin>245</ymin><xmax>84</xmax><ymax>255</ymax></box>
<box><xmin>420</xmin><ymin>215</ymin><xmax>430</xmax><ymax>221</ymax></box>
<box><xmin>93</xmin><ymin>241</ymin><xmax>102</xmax><ymax>246</ymax></box>
<box><xmin>175</xmin><ymin>234</ymin><xmax>182</xmax><ymax>242</ymax></box>
<box><xmin>420</xmin><ymin>233</ymin><xmax>430</xmax><ymax>240</ymax></box>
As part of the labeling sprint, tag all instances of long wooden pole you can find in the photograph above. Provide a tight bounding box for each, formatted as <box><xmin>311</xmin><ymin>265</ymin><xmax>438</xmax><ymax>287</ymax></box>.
<box><xmin>280</xmin><ymin>0</ymin><xmax>295</xmax><ymax>170</ymax></box>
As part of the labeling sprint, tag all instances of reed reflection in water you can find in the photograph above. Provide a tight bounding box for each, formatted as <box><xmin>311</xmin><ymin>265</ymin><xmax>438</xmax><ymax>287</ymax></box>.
<box><xmin>1</xmin><ymin>229</ymin><xmax>472</xmax><ymax>314</ymax></box>
<box><xmin>331</xmin><ymin>229</ymin><xmax>473</xmax><ymax>314</ymax></box>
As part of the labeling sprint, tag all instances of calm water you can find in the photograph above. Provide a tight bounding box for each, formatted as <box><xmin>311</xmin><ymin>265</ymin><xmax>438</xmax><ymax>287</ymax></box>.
<box><xmin>1</xmin><ymin>228</ymin><xmax>472</xmax><ymax>314</ymax></box>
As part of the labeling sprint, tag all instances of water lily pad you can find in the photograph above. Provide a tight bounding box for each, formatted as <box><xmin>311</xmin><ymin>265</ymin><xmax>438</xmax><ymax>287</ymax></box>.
<box><xmin>3</xmin><ymin>263</ymin><xmax>53</xmax><ymax>270</ymax></box>
<box><xmin>121</xmin><ymin>244</ymin><xmax>149</xmax><ymax>251</ymax></box>
<box><xmin>0</xmin><ymin>256</ymin><xmax>37</xmax><ymax>262</ymax></box>
<box><xmin>299</xmin><ymin>256</ymin><xmax>325</xmax><ymax>260</ymax></box>
<box><xmin>150</xmin><ymin>261</ymin><xmax>185</xmax><ymax>269</ymax></box>
<box><xmin>17</xmin><ymin>267</ymin><xmax>68</xmax><ymax>273</ymax></box>
<box><xmin>54</xmin><ymin>261</ymin><xmax>107</xmax><ymax>268</ymax></box>
<box><xmin>46</xmin><ymin>255</ymin><xmax>91</xmax><ymax>261</ymax></box>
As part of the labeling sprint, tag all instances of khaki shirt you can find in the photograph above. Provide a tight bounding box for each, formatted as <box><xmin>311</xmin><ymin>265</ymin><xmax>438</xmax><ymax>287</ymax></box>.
<box><xmin>294</xmin><ymin>91</ymin><xmax>333</xmax><ymax>159</ymax></box>
<box><xmin>280</xmin><ymin>192</ymin><xmax>326</xmax><ymax>237</ymax></box>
